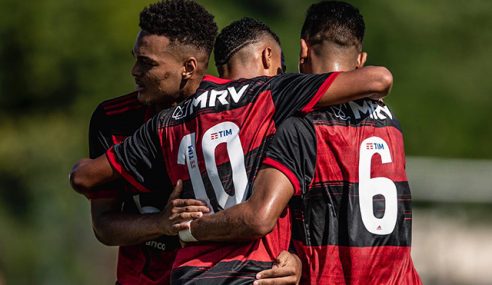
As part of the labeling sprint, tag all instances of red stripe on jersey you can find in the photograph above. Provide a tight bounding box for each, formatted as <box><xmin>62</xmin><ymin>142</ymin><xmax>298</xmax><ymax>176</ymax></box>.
<box><xmin>293</xmin><ymin>241</ymin><xmax>422</xmax><ymax>285</ymax></box>
<box><xmin>103</xmin><ymin>96</ymin><xmax>140</xmax><ymax>111</ymax></box>
<box><xmin>106</xmin><ymin>146</ymin><xmax>151</xmax><ymax>193</ymax></box>
<box><xmin>203</xmin><ymin>74</ymin><xmax>232</xmax><ymax>85</ymax></box>
<box><xmin>112</xmin><ymin>135</ymin><xmax>125</xmax><ymax>145</ymax></box>
<box><xmin>311</xmin><ymin>125</ymin><xmax>407</xmax><ymax>185</ymax></box>
<box><xmin>263</xmin><ymin>157</ymin><xmax>301</xmax><ymax>194</ymax></box>
<box><xmin>301</xmin><ymin>72</ymin><xmax>340</xmax><ymax>114</ymax></box>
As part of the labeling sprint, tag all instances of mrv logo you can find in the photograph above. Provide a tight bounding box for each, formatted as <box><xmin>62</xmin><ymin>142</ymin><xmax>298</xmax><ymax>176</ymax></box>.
<box><xmin>211</xmin><ymin>129</ymin><xmax>233</xmax><ymax>140</ymax></box>
<box><xmin>349</xmin><ymin>100</ymin><xmax>393</xmax><ymax>120</ymax></box>
<box><xmin>173</xmin><ymin>85</ymin><xmax>249</xmax><ymax>120</ymax></box>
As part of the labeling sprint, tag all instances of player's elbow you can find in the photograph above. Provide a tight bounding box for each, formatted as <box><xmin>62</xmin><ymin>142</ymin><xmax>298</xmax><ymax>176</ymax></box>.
<box><xmin>69</xmin><ymin>159</ymin><xmax>94</xmax><ymax>195</ymax></box>
<box><xmin>371</xmin><ymin>66</ymin><xmax>393</xmax><ymax>97</ymax></box>
<box><xmin>248</xmin><ymin>210</ymin><xmax>277</xmax><ymax>238</ymax></box>
<box><xmin>92</xmin><ymin>222</ymin><xmax>118</xmax><ymax>246</ymax></box>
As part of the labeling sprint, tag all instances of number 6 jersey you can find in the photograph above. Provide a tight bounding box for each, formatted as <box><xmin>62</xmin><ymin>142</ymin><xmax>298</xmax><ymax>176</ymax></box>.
<box><xmin>105</xmin><ymin>73</ymin><xmax>339</xmax><ymax>284</ymax></box>
<box><xmin>263</xmin><ymin>99</ymin><xmax>422</xmax><ymax>285</ymax></box>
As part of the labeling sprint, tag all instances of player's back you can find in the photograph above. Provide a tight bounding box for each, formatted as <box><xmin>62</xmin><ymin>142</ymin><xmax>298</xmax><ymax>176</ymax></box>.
<box><xmin>277</xmin><ymin>99</ymin><xmax>422</xmax><ymax>284</ymax></box>
<box><xmin>159</xmin><ymin>74</ymin><xmax>333</xmax><ymax>284</ymax></box>
<box><xmin>107</xmin><ymin>73</ymin><xmax>338</xmax><ymax>284</ymax></box>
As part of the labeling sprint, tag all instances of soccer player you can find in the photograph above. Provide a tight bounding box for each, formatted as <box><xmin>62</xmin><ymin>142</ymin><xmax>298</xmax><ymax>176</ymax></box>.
<box><xmin>83</xmin><ymin>7</ymin><xmax>295</xmax><ymax>284</ymax></box>
<box><xmin>207</xmin><ymin>17</ymin><xmax>303</xmax><ymax>284</ymax></box>
<box><xmin>82</xmin><ymin>1</ymin><xmax>217</xmax><ymax>284</ymax></box>
<box><xmin>70</xmin><ymin>13</ymin><xmax>393</xmax><ymax>285</ymax></box>
<box><xmin>265</xmin><ymin>3</ymin><xmax>422</xmax><ymax>283</ymax></box>
<box><xmin>178</xmin><ymin>1</ymin><xmax>423</xmax><ymax>284</ymax></box>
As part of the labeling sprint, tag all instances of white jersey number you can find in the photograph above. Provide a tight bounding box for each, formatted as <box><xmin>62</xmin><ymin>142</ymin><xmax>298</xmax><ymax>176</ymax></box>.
<box><xmin>177</xmin><ymin>122</ymin><xmax>248</xmax><ymax>213</ymax></box>
<box><xmin>358</xmin><ymin>136</ymin><xmax>398</xmax><ymax>235</ymax></box>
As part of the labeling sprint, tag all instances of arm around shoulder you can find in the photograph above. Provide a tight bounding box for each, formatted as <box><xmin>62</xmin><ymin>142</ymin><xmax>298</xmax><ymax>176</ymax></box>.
<box><xmin>317</xmin><ymin>66</ymin><xmax>393</xmax><ymax>106</ymax></box>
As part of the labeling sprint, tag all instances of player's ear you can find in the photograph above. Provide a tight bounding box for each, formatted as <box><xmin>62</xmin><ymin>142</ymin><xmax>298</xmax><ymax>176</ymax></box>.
<box><xmin>261</xmin><ymin>47</ymin><xmax>272</xmax><ymax>70</ymax></box>
<box><xmin>299</xmin><ymin>39</ymin><xmax>309</xmax><ymax>65</ymax></box>
<box><xmin>299</xmin><ymin>38</ymin><xmax>310</xmax><ymax>73</ymax></box>
<box><xmin>182</xmin><ymin>57</ymin><xmax>197</xmax><ymax>80</ymax></box>
<box><xmin>356</xmin><ymin>52</ymin><xmax>368</xmax><ymax>69</ymax></box>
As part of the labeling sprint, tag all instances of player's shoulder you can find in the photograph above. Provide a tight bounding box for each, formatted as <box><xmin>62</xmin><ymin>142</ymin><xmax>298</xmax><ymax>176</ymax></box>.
<box><xmin>276</xmin><ymin>115</ymin><xmax>315</xmax><ymax>139</ymax></box>
<box><xmin>201</xmin><ymin>74</ymin><xmax>269</xmax><ymax>89</ymax></box>
<box><xmin>93</xmin><ymin>91</ymin><xmax>143</xmax><ymax>118</ymax></box>
<box><xmin>90</xmin><ymin>91</ymin><xmax>148</xmax><ymax>131</ymax></box>
<box><xmin>307</xmin><ymin>98</ymin><xmax>400</xmax><ymax>129</ymax></box>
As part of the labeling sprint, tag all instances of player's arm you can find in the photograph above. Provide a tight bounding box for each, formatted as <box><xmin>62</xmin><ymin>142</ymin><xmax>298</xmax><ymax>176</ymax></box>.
<box><xmin>70</xmin><ymin>156</ymin><xmax>119</xmax><ymax>194</ymax></box>
<box><xmin>90</xmin><ymin>180</ymin><xmax>209</xmax><ymax>245</ymax></box>
<box><xmin>81</xmin><ymin>106</ymin><xmax>210</xmax><ymax>244</ymax></box>
<box><xmin>184</xmin><ymin>117</ymin><xmax>315</xmax><ymax>242</ymax></box>
<box><xmin>187</xmin><ymin>166</ymin><xmax>294</xmax><ymax>241</ymax></box>
<box><xmin>271</xmin><ymin>67</ymin><xmax>392</xmax><ymax>123</ymax></box>
<box><xmin>316</xmin><ymin>66</ymin><xmax>393</xmax><ymax>107</ymax></box>
<box><xmin>70</xmin><ymin>113</ymin><xmax>162</xmax><ymax>194</ymax></box>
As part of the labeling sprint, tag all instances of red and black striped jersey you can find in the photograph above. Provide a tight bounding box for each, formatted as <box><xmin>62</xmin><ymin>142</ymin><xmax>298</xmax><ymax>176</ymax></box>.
<box><xmin>106</xmin><ymin>73</ymin><xmax>339</xmax><ymax>284</ymax></box>
<box><xmin>88</xmin><ymin>92</ymin><xmax>179</xmax><ymax>285</ymax></box>
<box><xmin>263</xmin><ymin>99</ymin><xmax>422</xmax><ymax>285</ymax></box>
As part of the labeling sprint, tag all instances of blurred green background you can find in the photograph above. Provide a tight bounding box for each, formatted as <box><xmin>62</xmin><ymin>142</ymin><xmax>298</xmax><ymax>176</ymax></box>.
<box><xmin>0</xmin><ymin>0</ymin><xmax>491</xmax><ymax>284</ymax></box>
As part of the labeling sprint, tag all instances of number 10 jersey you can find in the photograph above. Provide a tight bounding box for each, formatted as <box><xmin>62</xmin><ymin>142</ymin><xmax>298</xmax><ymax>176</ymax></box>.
<box><xmin>105</xmin><ymin>73</ymin><xmax>338</xmax><ymax>284</ymax></box>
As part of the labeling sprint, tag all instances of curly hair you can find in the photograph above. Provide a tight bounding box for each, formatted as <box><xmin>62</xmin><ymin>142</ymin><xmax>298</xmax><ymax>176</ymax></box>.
<box><xmin>301</xmin><ymin>1</ymin><xmax>365</xmax><ymax>50</ymax></box>
<box><xmin>214</xmin><ymin>17</ymin><xmax>281</xmax><ymax>66</ymax></box>
<box><xmin>139</xmin><ymin>0</ymin><xmax>218</xmax><ymax>55</ymax></box>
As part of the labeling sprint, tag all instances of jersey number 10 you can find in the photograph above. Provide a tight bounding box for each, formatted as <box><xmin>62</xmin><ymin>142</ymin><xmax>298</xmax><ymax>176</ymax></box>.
<box><xmin>177</xmin><ymin>122</ymin><xmax>248</xmax><ymax>213</ymax></box>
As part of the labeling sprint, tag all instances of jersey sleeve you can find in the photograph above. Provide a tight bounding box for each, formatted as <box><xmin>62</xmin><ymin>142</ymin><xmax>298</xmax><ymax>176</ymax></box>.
<box><xmin>269</xmin><ymin>72</ymin><xmax>340</xmax><ymax>123</ymax></box>
<box><xmin>106</xmin><ymin>113</ymin><xmax>167</xmax><ymax>194</ymax></box>
<box><xmin>87</xmin><ymin>105</ymin><xmax>125</xmax><ymax>200</ymax></box>
<box><xmin>262</xmin><ymin>117</ymin><xmax>317</xmax><ymax>195</ymax></box>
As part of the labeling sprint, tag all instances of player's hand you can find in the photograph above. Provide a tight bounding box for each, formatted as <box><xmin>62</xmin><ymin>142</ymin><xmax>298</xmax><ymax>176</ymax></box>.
<box><xmin>160</xmin><ymin>179</ymin><xmax>210</xmax><ymax>236</ymax></box>
<box><xmin>253</xmin><ymin>250</ymin><xmax>302</xmax><ymax>285</ymax></box>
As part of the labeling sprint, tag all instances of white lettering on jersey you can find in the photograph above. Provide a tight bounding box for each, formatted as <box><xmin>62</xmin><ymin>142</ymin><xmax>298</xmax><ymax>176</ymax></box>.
<box><xmin>172</xmin><ymin>85</ymin><xmax>249</xmax><ymax>120</ymax></box>
<box><xmin>349</xmin><ymin>100</ymin><xmax>393</xmax><ymax>120</ymax></box>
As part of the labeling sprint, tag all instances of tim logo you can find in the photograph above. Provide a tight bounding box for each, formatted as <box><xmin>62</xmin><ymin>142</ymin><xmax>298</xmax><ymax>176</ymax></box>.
<box><xmin>211</xmin><ymin>129</ymin><xmax>233</xmax><ymax>140</ymax></box>
<box><xmin>366</xmin><ymin>142</ymin><xmax>385</xmax><ymax>150</ymax></box>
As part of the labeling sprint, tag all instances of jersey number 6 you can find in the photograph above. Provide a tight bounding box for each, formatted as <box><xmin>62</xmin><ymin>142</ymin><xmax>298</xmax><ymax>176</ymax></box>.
<box><xmin>359</xmin><ymin>136</ymin><xmax>398</xmax><ymax>235</ymax></box>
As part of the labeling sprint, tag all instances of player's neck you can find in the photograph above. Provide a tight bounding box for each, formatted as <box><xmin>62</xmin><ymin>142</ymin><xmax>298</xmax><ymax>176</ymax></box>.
<box><xmin>153</xmin><ymin>75</ymin><xmax>204</xmax><ymax>112</ymax></box>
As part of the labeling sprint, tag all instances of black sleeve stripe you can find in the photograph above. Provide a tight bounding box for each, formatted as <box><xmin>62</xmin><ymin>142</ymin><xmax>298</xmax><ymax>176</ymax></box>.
<box><xmin>106</xmin><ymin>146</ymin><xmax>151</xmax><ymax>193</ymax></box>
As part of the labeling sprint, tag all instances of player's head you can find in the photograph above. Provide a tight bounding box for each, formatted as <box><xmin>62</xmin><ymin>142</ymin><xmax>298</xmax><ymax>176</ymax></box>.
<box><xmin>214</xmin><ymin>17</ymin><xmax>284</xmax><ymax>80</ymax></box>
<box><xmin>132</xmin><ymin>0</ymin><xmax>218</xmax><ymax>107</ymax></box>
<box><xmin>299</xmin><ymin>1</ymin><xmax>367</xmax><ymax>74</ymax></box>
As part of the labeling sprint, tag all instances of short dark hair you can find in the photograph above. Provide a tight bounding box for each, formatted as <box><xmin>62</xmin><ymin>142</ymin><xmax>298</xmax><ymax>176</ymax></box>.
<box><xmin>139</xmin><ymin>0</ymin><xmax>218</xmax><ymax>55</ymax></box>
<box><xmin>214</xmin><ymin>17</ymin><xmax>281</xmax><ymax>66</ymax></box>
<box><xmin>301</xmin><ymin>1</ymin><xmax>365</xmax><ymax>50</ymax></box>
